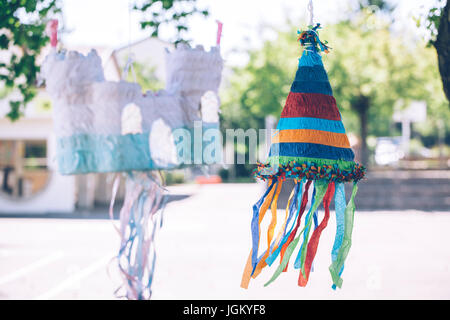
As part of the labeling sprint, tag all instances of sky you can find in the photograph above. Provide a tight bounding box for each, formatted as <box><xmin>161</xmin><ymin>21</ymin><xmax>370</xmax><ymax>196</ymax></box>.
<box><xmin>61</xmin><ymin>0</ymin><xmax>440</xmax><ymax>66</ymax></box>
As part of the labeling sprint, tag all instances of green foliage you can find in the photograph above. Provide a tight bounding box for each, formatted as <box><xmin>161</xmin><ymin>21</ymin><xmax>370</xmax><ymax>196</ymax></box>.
<box><xmin>125</xmin><ymin>61</ymin><xmax>164</xmax><ymax>92</ymax></box>
<box><xmin>0</xmin><ymin>0</ymin><xmax>61</xmax><ymax>121</ymax></box>
<box><xmin>220</xmin><ymin>29</ymin><xmax>299</xmax><ymax>131</ymax></box>
<box><xmin>413</xmin><ymin>0</ymin><xmax>446</xmax><ymax>46</ymax></box>
<box><xmin>133</xmin><ymin>0</ymin><xmax>209</xmax><ymax>43</ymax></box>
<box><xmin>1</xmin><ymin>0</ymin><xmax>205</xmax><ymax>121</ymax></box>
<box><xmin>163</xmin><ymin>170</ymin><xmax>185</xmax><ymax>185</ymax></box>
<box><xmin>358</xmin><ymin>0</ymin><xmax>395</xmax><ymax>13</ymax></box>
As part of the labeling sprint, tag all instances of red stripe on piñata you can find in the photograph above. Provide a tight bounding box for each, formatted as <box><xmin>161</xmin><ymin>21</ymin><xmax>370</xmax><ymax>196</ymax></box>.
<box><xmin>281</xmin><ymin>92</ymin><xmax>341</xmax><ymax>121</ymax></box>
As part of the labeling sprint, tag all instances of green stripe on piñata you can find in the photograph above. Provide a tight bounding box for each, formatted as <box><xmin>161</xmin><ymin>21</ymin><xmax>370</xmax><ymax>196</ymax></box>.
<box><xmin>254</xmin><ymin>156</ymin><xmax>365</xmax><ymax>183</ymax></box>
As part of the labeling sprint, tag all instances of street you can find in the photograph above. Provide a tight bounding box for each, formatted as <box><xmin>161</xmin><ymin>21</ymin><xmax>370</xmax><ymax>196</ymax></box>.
<box><xmin>1</xmin><ymin>183</ymin><xmax>450</xmax><ymax>299</ymax></box>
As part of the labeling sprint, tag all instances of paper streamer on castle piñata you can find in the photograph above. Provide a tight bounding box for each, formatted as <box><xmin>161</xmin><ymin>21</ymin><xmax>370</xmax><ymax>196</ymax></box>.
<box><xmin>240</xmin><ymin>23</ymin><xmax>366</xmax><ymax>290</ymax></box>
<box><xmin>40</xmin><ymin>20</ymin><xmax>223</xmax><ymax>299</ymax></box>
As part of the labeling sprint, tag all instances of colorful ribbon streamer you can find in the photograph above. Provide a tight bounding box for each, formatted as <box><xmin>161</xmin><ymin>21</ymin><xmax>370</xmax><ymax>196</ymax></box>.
<box><xmin>110</xmin><ymin>171</ymin><xmax>166</xmax><ymax>300</ymax></box>
<box><xmin>329</xmin><ymin>183</ymin><xmax>358</xmax><ymax>289</ymax></box>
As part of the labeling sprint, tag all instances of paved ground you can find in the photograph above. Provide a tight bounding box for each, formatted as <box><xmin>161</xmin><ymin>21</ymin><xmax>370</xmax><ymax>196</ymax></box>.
<box><xmin>0</xmin><ymin>183</ymin><xmax>449</xmax><ymax>300</ymax></box>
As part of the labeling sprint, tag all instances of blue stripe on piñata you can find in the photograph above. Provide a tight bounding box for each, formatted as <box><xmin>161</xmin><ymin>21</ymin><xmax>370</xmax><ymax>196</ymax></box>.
<box><xmin>269</xmin><ymin>142</ymin><xmax>355</xmax><ymax>161</ymax></box>
<box><xmin>298</xmin><ymin>51</ymin><xmax>324</xmax><ymax>67</ymax></box>
<box><xmin>290</xmin><ymin>80</ymin><xmax>333</xmax><ymax>96</ymax></box>
<box><xmin>277</xmin><ymin>117</ymin><xmax>346</xmax><ymax>133</ymax></box>
<box><xmin>294</xmin><ymin>65</ymin><xmax>329</xmax><ymax>82</ymax></box>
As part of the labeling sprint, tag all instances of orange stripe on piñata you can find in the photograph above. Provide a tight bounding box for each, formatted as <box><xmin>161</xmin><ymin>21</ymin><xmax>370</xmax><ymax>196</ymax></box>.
<box><xmin>272</xmin><ymin>129</ymin><xmax>350</xmax><ymax>148</ymax></box>
<box><xmin>281</xmin><ymin>92</ymin><xmax>341</xmax><ymax>121</ymax></box>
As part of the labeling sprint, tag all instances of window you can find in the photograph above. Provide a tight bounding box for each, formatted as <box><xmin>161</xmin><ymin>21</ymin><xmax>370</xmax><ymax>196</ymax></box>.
<box><xmin>0</xmin><ymin>140</ymin><xmax>51</xmax><ymax>199</ymax></box>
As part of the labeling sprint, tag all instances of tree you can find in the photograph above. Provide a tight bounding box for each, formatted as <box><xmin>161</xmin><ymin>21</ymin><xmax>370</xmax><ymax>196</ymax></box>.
<box><xmin>358</xmin><ymin>0</ymin><xmax>395</xmax><ymax>14</ymax></box>
<box><xmin>433</xmin><ymin>1</ymin><xmax>449</xmax><ymax>103</ymax></box>
<box><xmin>414</xmin><ymin>0</ymin><xmax>449</xmax><ymax>103</ymax></box>
<box><xmin>0</xmin><ymin>0</ymin><xmax>208</xmax><ymax>121</ymax></box>
<box><xmin>0</xmin><ymin>0</ymin><xmax>61</xmax><ymax>121</ymax></box>
<box><xmin>220</xmin><ymin>30</ymin><xmax>298</xmax><ymax>131</ymax></box>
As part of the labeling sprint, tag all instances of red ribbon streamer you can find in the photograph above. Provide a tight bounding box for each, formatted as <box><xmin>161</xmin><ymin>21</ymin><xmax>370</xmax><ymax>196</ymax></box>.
<box><xmin>298</xmin><ymin>181</ymin><xmax>335</xmax><ymax>286</ymax></box>
<box><xmin>279</xmin><ymin>179</ymin><xmax>312</xmax><ymax>272</ymax></box>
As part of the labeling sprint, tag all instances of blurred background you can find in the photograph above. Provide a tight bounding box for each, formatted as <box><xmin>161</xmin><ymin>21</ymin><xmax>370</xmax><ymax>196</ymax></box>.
<box><xmin>0</xmin><ymin>0</ymin><xmax>449</xmax><ymax>300</ymax></box>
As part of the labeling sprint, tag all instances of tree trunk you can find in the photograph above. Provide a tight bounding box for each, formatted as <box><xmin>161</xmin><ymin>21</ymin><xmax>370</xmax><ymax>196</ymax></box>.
<box><xmin>352</xmin><ymin>95</ymin><xmax>370</xmax><ymax>166</ymax></box>
<box><xmin>435</xmin><ymin>1</ymin><xmax>450</xmax><ymax>103</ymax></box>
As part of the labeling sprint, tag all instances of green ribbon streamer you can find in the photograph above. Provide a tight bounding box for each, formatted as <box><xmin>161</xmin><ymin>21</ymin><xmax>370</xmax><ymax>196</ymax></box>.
<box><xmin>329</xmin><ymin>182</ymin><xmax>358</xmax><ymax>289</ymax></box>
<box><xmin>264</xmin><ymin>180</ymin><xmax>328</xmax><ymax>287</ymax></box>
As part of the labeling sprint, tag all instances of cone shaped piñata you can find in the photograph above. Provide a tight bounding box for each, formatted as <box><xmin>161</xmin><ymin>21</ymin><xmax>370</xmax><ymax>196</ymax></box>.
<box><xmin>241</xmin><ymin>23</ymin><xmax>366</xmax><ymax>290</ymax></box>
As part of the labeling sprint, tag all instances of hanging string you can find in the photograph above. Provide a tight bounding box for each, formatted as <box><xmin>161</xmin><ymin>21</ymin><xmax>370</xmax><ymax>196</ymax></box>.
<box><xmin>128</xmin><ymin>0</ymin><xmax>132</xmax><ymax>56</ymax></box>
<box><xmin>308</xmin><ymin>0</ymin><xmax>314</xmax><ymax>26</ymax></box>
<box><xmin>297</xmin><ymin>0</ymin><xmax>331</xmax><ymax>55</ymax></box>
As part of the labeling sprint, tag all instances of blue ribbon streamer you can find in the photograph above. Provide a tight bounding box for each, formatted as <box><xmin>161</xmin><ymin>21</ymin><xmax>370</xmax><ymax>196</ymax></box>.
<box><xmin>294</xmin><ymin>184</ymin><xmax>317</xmax><ymax>269</ymax></box>
<box><xmin>260</xmin><ymin>182</ymin><xmax>301</xmax><ymax>266</ymax></box>
<box><xmin>250</xmin><ymin>180</ymin><xmax>277</xmax><ymax>274</ymax></box>
<box><xmin>266</xmin><ymin>179</ymin><xmax>305</xmax><ymax>266</ymax></box>
<box><xmin>330</xmin><ymin>182</ymin><xmax>346</xmax><ymax>289</ymax></box>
